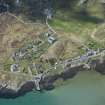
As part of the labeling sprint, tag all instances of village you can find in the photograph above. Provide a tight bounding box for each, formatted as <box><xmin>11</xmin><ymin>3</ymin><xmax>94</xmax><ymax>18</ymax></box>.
<box><xmin>0</xmin><ymin>0</ymin><xmax>105</xmax><ymax>92</ymax></box>
<box><xmin>9</xmin><ymin>31</ymin><xmax>57</xmax><ymax>74</ymax></box>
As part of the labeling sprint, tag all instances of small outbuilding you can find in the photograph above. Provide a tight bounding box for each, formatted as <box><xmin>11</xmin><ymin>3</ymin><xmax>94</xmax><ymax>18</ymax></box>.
<box><xmin>44</xmin><ymin>8</ymin><xmax>53</xmax><ymax>20</ymax></box>
<box><xmin>10</xmin><ymin>64</ymin><xmax>19</xmax><ymax>72</ymax></box>
<box><xmin>48</xmin><ymin>36</ymin><xmax>56</xmax><ymax>44</ymax></box>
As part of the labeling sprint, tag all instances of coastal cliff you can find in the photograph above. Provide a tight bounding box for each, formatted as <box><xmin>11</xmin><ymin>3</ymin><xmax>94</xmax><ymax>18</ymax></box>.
<box><xmin>0</xmin><ymin>56</ymin><xmax>105</xmax><ymax>98</ymax></box>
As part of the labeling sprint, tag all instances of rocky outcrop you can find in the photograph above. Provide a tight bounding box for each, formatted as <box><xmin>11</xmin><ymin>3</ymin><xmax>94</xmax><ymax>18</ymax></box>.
<box><xmin>0</xmin><ymin>81</ymin><xmax>34</xmax><ymax>99</ymax></box>
<box><xmin>41</xmin><ymin>57</ymin><xmax>105</xmax><ymax>90</ymax></box>
<box><xmin>93</xmin><ymin>59</ymin><xmax>105</xmax><ymax>74</ymax></box>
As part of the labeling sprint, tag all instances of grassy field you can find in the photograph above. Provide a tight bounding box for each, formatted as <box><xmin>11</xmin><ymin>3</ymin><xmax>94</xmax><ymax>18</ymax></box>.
<box><xmin>49</xmin><ymin>2</ymin><xmax>105</xmax><ymax>51</ymax></box>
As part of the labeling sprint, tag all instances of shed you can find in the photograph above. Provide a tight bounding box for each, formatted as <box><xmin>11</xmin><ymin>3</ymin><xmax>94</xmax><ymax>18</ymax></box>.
<box><xmin>10</xmin><ymin>64</ymin><xmax>19</xmax><ymax>72</ymax></box>
<box><xmin>48</xmin><ymin>36</ymin><xmax>56</xmax><ymax>44</ymax></box>
<box><xmin>44</xmin><ymin>8</ymin><xmax>53</xmax><ymax>20</ymax></box>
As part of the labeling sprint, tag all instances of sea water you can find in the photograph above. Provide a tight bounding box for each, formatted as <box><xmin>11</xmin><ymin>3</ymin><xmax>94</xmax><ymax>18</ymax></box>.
<box><xmin>0</xmin><ymin>71</ymin><xmax>105</xmax><ymax>105</ymax></box>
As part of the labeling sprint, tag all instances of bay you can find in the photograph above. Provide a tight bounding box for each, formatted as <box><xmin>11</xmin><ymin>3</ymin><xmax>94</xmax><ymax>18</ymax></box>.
<box><xmin>0</xmin><ymin>71</ymin><xmax>105</xmax><ymax>105</ymax></box>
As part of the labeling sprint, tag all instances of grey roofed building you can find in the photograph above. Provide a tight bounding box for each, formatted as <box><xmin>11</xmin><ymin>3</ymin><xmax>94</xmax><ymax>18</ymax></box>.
<box><xmin>48</xmin><ymin>36</ymin><xmax>56</xmax><ymax>44</ymax></box>
<box><xmin>10</xmin><ymin>64</ymin><xmax>19</xmax><ymax>72</ymax></box>
<box><xmin>44</xmin><ymin>8</ymin><xmax>53</xmax><ymax>20</ymax></box>
<box><xmin>32</xmin><ymin>45</ymin><xmax>38</xmax><ymax>52</ymax></box>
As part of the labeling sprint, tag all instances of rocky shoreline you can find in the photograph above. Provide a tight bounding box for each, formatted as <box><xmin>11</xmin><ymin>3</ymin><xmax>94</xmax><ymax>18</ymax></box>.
<box><xmin>0</xmin><ymin>57</ymin><xmax>105</xmax><ymax>99</ymax></box>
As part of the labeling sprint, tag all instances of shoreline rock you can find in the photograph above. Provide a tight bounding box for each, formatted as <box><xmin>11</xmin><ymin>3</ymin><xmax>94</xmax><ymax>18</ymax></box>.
<box><xmin>0</xmin><ymin>58</ymin><xmax>105</xmax><ymax>98</ymax></box>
